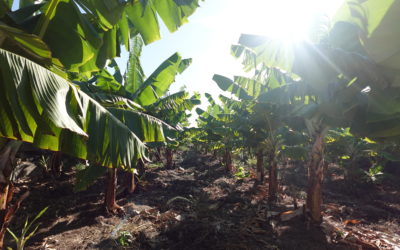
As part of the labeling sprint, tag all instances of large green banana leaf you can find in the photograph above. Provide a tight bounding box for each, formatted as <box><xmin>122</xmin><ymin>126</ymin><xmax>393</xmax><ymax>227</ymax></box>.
<box><xmin>212</xmin><ymin>75</ymin><xmax>253</xmax><ymax>101</ymax></box>
<box><xmin>93</xmin><ymin>38</ymin><xmax>191</xmax><ymax>108</ymax></box>
<box><xmin>0</xmin><ymin>23</ymin><xmax>53</xmax><ymax>65</ymax></box>
<box><xmin>147</xmin><ymin>91</ymin><xmax>200</xmax><ymax>129</ymax></box>
<box><xmin>142</xmin><ymin>91</ymin><xmax>200</xmax><ymax>148</ymax></box>
<box><xmin>77</xmin><ymin>82</ymin><xmax>143</xmax><ymax>110</ymax></box>
<box><xmin>131</xmin><ymin>53</ymin><xmax>192</xmax><ymax>106</ymax></box>
<box><xmin>75</xmin><ymin>48</ymin><xmax>194</xmax><ymax>142</ymax></box>
<box><xmin>333</xmin><ymin>0</ymin><xmax>400</xmax><ymax>71</ymax></box>
<box><xmin>5</xmin><ymin>0</ymin><xmax>202</xmax><ymax>75</ymax></box>
<box><xmin>0</xmin><ymin>48</ymin><xmax>168</xmax><ymax>169</ymax></box>
<box><xmin>125</xmin><ymin>36</ymin><xmax>145</xmax><ymax>94</ymax></box>
<box><xmin>91</xmin><ymin>34</ymin><xmax>193</xmax><ymax>109</ymax></box>
<box><xmin>238</xmin><ymin>34</ymin><xmax>387</xmax><ymax>93</ymax></box>
<box><xmin>77</xmin><ymin>83</ymin><xmax>168</xmax><ymax>143</ymax></box>
<box><xmin>146</xmin><ymin>91</ymin><xmax>201</xmax><ymax>115</ymax></box>
<box><xmin>38</xmin><ymin>0</ymin><xmax>104</xmax><ymax>73</ymax></box>
<box><xmin>81</xmin><ymin>53</ymin><xmax>194</xmax><ymax>135</ymax></box>
<box><xmin>125</xmin><ymin>0</ymin><xmax>202</xmax><ymax>44</ymax></box>
<box><xmin>0</xmin><ymin>23</ymin><xmax>66</xmax><ymax>77</ymax></box>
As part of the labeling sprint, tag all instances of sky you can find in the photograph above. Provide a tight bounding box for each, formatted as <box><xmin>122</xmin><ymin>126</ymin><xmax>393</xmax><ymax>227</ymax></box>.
<box><xmin>129</xmin><ymin>0</ymin><xmax>345</xmax><ymax>98</ymax></box>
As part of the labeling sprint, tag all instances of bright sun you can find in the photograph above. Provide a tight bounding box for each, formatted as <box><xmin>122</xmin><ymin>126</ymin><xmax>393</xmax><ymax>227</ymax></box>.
<box><xmin>236</xmin><ymin>0</ymin><xmax>345</xmax><ymax>42</ymax></box>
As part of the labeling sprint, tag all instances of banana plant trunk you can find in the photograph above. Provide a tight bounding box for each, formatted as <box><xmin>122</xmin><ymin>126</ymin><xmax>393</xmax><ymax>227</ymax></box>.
<box><xmin>256</xmin><ymin>148</ymin><xmax>264</xmax><ymax>183</ymax></box>
<box><xmin>125</xmin><ymin>159</ymin><xmax>145</xmax><ymax>194</ymax></box>
<box><xmin>224</xmin><ymin>148</ymin><xmax>233</xmax><ymax>172</ymax></box>
<box><xmin>104</xmin><ymin>168</ymin><xmax>123</xmax><ymax>214</ymax></box>
<box><xmin>165</xmin><ymin>148</ymin><xmax>173</xmax><ymax>169</ymax></box>
<box><xmin>49</xmin><ymin>151</ymin><xmax>62</xmax><ymax>178</ymax></box>
<box><xmin>0</xmin><ymin>140</ymin><xmax>24</xmax><ymax>248</ymax></box>
<box><xmin>306</xmin><ymin>131</ymin><xmax>325</xmax><ymax>224</ymax></box>
<box><xmin>268</xmin><ymin>152</ymin><xmax>278</xmax><ymax>203</ymax></box>
<box><xmin>155</xmin><ymin>148</ymin><xmax>162</xmax><ymax>162</ymax></box>
<box><xmin>125</xmin><ymin>171</ymin><xmax>136</xmax><ymax>194</ymax></box>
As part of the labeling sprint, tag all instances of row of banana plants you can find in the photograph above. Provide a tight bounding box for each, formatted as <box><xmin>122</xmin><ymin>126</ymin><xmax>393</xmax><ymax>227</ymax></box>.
<box><xmin>195</xmin><ymin>0</ymin><xmax>400</xmax><ymax>224</ymax></box>
<box><xmin>0</xmin><ymin>0</ymin><xmax>202</xmax><ymax>247</ymax></box>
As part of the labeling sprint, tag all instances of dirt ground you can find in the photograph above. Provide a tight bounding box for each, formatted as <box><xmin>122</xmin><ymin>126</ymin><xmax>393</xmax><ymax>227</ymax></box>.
<box><xmin>6</xmin><ymin>150</ymin><xmax>400</xmax><ymax>249</ymax></box>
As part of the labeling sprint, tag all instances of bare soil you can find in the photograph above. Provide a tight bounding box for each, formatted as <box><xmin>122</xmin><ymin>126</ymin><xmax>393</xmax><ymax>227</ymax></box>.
<box><xmin>5</xmin><ymin>151</ymin><xmax>400</xmax><ymax>249</ymax></box>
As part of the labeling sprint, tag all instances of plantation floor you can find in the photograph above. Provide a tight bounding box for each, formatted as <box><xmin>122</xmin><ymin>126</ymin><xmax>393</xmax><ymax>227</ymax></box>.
<box><xmin>7</xmin><ymin>151</ymin><xmax>400</xmax><ymax>249</ymax></box>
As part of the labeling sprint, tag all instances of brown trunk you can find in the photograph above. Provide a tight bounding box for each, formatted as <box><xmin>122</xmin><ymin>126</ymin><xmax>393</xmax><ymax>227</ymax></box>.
<box><xmin>125</xmin><ymin>160</ymin><xmax>145</xmax><ymax>194</ymax></box>
<box><xmin>224</xmin><ymin>149</ymin><xmax>233</xmax><ymax>172</ymax></box>
<box><xmin>50</xmin><ymin>151</ymin><xmax>62</xmax><ymax>178</ymax></box>
<box><xmin>0</xmin><ymin>140</ymin><xmax>24</xmax><ymax>248</ymax></box>
<box><xmin>256</xmin><ymin>148</ymin><xmax>264</xmax><ymax>183</ymax></box>
<box><xmin>155</xmin><ymin>148</ymin><xmax>162</xmax><ymax>162</ymax></box>
<box><xmin>306</xmin><ymin>132</ymin><xmax>325</xmax><ymax>224</ymax></box>
<box><xmin>268</xmin><ymin>157</ymin><xmax>278</xmax><ymax>203</ymax></box>
<box><xmin>165</xmin><ymin>148</ymin><xmax>173</xmax><ymax>169</ymax></box>
<box><xmin>125</xmin><ymin>171</ymin><xmax>136</xmax><ymax>194</ymax></box>
<box><xmin>213</xmin><ymin>150</ymin><xmax>217</xmax><ymax>159</ymax></box>
<box><xmin>104</xmin><ymin>168</ymin><xmax>123</xmax><ymax>214</ymax></box>
<box><xmin>0</xmin><ymin>184</ymin><xmax>10</xmax><ymax>212</ymax></box>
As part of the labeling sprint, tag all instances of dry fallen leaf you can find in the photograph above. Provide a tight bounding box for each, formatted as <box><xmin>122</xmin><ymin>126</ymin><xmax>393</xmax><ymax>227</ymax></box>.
<box><xmin>344</xmin><ymin>219</ymin><xmax>361</xmax><ymax>226</ymax></box>
<box><xmin>280</xmin><ymin>208</ymin><xmax>303</xmax><ymax>221</ymax></box>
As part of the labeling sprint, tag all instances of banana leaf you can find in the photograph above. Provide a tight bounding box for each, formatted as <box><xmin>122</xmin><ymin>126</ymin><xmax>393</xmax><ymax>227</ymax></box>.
<box><xmin>0</xmin><ymin>48</ymin><xmax>164</xmax><ymax>169</ymax></box>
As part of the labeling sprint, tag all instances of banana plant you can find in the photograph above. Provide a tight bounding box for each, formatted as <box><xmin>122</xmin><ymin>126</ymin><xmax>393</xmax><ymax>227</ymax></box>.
<box><xmin>145</xmin><ymin>91</ymin><xmax>201</xmax><ymax>168</ymax></box>
<box><xmin>72</xmin><ymin>35</ymin><xmax>194</xmax><ymax>208</ymax></box>
<box><xmin>213</xmin><ymin>53</ymin><xmax>296</xmax><ymax>202</ymax></box>
<box><xmin>325</xmin><ymin>128</ymin><xmax>373</xmax><ymax>182</ymax></box>
<box><xmin>234</xmin><ymin>0</ymin><xmax>400</xmax><ymax>223</ymax></box>
<box><xmin>0</xmin><ymin>0</ymin><xmax>202</xmax><ymax>238</ymax></box>
<box><xmin>196</xmin><ymin>93</ymin><xmax>245</xmax><ymax>172</ymax></box>
<box><xmin>325</xmin><ymin>128</ymin><xmax>400</xmax><ymax>184</ymax></box>
<box><xmin>0</xmin><ymin>17</ymin><xmax>193</xmax><ymax>215</ymax></box>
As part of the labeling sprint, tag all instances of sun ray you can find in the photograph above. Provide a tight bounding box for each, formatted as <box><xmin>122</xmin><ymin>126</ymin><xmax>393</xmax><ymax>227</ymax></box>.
<box><xmin>233</xmin><ymin>0</ymin><xmax>345</xmax><ymax>43</ymax></box>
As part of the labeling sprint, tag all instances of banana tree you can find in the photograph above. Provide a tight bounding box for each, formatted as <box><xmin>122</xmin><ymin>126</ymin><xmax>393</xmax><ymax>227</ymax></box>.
<box><xmin>145</xmin><ymin>91</ymin><xmax>201</xmax><ymax>168</ymax></box>
<box><xmin>213</xmin><ymin>54</ymin><xmax>294</xmax><ymax>202</ymax></box>
<box><xmin>325</xmin><ymin>128</ymin><xmax>372</xmax><ymax>182</ymax></box>
<box><xmin>73</xmin><ymin>35</ymin><xmax>193</xmax><ymax>203</ymax></box>
<box><xmin>325</xmin><ymin>128</ymin><xmax>400</xmax><ymax>184</ymax></box>
<box><xmin>196</xmin><ymin>93</ymin><xmax>243</xmax><ymax>172</ymax></box>
<box><xmin>235</xmin><ymin>0</ymin><xmax>400</xmax><ymax>223</ymax></box>
<box><xmin>1</xmin><ymin>11</ymin><xmax>197</xmax><ymax>214</ymax></box>
<box><xmin>210</xmin><ymin>93</ymin><xmax>269</xmax><ymax>182</ymax></box>
<box><xmin>0</xmin><ymin>0</ymin><xmax>202</xmax><ymax>242</ymax></box>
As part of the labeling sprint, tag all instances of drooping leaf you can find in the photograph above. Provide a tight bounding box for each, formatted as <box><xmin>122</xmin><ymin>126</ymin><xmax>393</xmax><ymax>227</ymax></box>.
<box><xmin>0</xmin><ymin>48</ymin><xmax>147</xmax><ymax>169</ymax></box>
